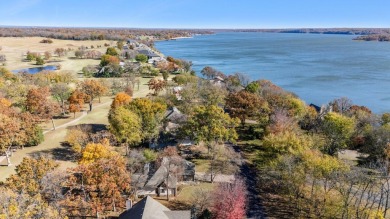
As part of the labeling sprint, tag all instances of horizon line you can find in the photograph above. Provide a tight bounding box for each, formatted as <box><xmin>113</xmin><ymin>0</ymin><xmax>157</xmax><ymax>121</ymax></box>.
<box><xmin>0</xmin><ymin>24</ymin><xmax>390</xmax><ymax>30</ymax></box>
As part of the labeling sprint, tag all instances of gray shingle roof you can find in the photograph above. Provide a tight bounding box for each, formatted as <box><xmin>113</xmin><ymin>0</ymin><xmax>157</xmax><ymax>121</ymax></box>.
<box><xmin>118</xmin><ymin>196</ymin><xmax>191</xmax><ymax>219</ymax></box>
<box><xmin>138</xmin><ymin>49</ymin><xmax>160</xmax><ymax>57</ymax></box>
<box><xmin>144</xmin><ymin>165</ymin><xmax>177</xmax><ymax>190</ymax></box>
<box><xmin>165</xmin><ymin>107</ymin><xmax>186</xmax><ymax>123</ymax></box>
<box><xmin>164</xmin><ymin>211</ymin><xmax>191</xmax><ymax>219</ymax></box>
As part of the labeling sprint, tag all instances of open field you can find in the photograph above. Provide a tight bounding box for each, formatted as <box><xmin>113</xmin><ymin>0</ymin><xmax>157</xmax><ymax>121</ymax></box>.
<box><xmin>0</xmin><ymin>37</ymin><xmax>112</xmax><ymax>73</ymax></box>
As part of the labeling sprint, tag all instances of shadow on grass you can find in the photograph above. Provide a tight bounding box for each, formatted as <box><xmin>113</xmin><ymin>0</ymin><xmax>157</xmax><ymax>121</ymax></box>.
<box><xmin>66</xmin><ymin>123</ymin><xmax>107</xmax><ymax>133</ymax></box>
<box><xmin>53</xmin><ymin>115</ymin><xmax>71</xmax><ymax>119</ymax></box>
<box><xmin>28</xmin><ymin>142</ymin><xmax>78</xmax><ymax>162</ymax></box>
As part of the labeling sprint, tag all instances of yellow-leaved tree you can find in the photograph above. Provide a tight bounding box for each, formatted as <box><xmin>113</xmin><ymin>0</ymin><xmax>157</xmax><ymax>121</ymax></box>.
<box><xmin>79</xmin><ymin>140</ymin><xmax>117</xmax><ymax>164</ymax></box>
<box><xmin>263</xmin><ymin>131</ymin><xmax>314</xmax><ymax>155</ymax></box>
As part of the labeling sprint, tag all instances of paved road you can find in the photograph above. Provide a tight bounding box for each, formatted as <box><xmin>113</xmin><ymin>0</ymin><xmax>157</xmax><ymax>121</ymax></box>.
<box><xmin>43</xmin><ymin>111</ymin><xmax>88</xmax><ymax>134</ymax></box>
<box><xmin>231</xmin><ymin>144</ymin><xmax>266</xmax><ymax>219</ymax></box>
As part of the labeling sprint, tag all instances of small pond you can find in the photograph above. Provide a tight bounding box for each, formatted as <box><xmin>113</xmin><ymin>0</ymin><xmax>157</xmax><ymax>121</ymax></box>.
<box><xmin>12</xmin><ymin>65</ymin><xmax>57</xmax><ymax>74</ymax></box>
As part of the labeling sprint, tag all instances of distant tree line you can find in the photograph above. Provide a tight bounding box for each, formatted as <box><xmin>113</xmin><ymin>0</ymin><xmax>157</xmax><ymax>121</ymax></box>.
<box><xmin>353</xmin><ymin>34</ymin><xmax>390</xmax><ymax>42</ymax></box>
<box><xmin>0</xmin><ymin>27</ymin><xmax>213</xmax><ymax>42</ymax></box>
<box><xmin>231</xmin><ymin>28</ymin><xmax>390</xmax><ymax>35</ymax></box>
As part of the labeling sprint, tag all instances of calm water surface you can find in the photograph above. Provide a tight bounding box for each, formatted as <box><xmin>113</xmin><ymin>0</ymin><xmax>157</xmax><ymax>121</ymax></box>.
<box><xmin>12</xmin><ymin>65</ymin><xmax>57</xmax><ymax>74</ymax></box>
<box><xmin>155</xmin><ymin>32</ymin><xmax>390</xmax><ymax>113</ymax></box>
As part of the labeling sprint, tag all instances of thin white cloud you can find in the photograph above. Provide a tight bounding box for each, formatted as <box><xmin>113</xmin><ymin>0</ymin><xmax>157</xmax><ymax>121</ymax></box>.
<box><xmin>1</xmin><ymin>0</ymin><xmax>43</xmax><ymax>16</ymax></box>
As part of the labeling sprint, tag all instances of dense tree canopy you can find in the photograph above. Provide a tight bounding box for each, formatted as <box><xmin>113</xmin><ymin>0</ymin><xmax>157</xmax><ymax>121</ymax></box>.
<box><xmin>180</xmin><ymin>105</ymin><xmax>239</xmax><ymax>145</ymax></box>
<box><xmin>135</xmin><ymin>54</ymin><xmax>148</xmax><ymax>63</ymax></box>
<box><xmin>109</xmin><ymin>106</ymin><xmax>142</xmax><ymax>149</ymax></box>
<box><xmin>5</xmin><ymin>157</ymin><xmax>59</xmax><ymax>196</ymax></box>
<box><xmin>322</xmin><ymin>112</ymin><xmax>356</xmax><ymax>155</ymax></box>
<box><xmin>67</xmin><ymin>156</ymin><xmax>131</xmax><ymax>214</ymax></box>
<box><xmin>105</xmin><ymin>47</ymin><xmax>118</xmax><ymax>56</ymax></box>
<box><xmin>225</xmin><ymin>90</ymin><xmax>267</xmax><ymax>125</ymax></box>
<box><xmin>124</xmin><ymin>98</ymin><xmax>167</xmax><ymax>142</ymax></box>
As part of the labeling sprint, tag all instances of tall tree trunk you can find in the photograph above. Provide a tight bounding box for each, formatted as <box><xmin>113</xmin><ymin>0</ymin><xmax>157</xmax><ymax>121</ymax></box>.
<box><xmin>210</xmin><ymin>161</ymin><xmax>214</xmax><ymax>183</ymax></box>
<box><xmin>113</xmin><ymin>198</ymin><xmax>116</xmax><ymax>212</ymax></box>
<box><xmin>124</xmin><ymin>143</ymin><xmax>129</xmax><ymax>156</ymax></box>
<box><xmin>384</xmin><ymin>180</ymin><xmax>390</xmax><ymax>217</ymax></box>
<box><xmin>61</xmin><ymin>99</ymin><xmax>65</xmax><ymax>115</ymax></box>
<box><xmin>167</xmin><ymin>170</ymin><xmax>170</xmax><ymax>201</ymax></box>
<box><xmin>51</xmin><ymin>118</ymin><xmax>56</xmax><ymax>130</ymax></box>
<box><xmin>6</xmin><ymin>151</ymin><xmax>11</xmax><ymax>166</ymax></box>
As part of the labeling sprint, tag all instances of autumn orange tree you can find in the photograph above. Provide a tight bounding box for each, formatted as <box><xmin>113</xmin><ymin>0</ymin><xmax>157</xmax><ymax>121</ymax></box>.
<box><xmin>68</xmin><ymin>89</ymin><xmax>86</xmax><ymax>118</ymax></box>
<box><xmin>111</xmin><ymin>92</ymin><xmax>131</xmax><ymax>109</ymax></box>
<box><xmin>79</xmin><ymin>80</ymin><xmax>108</xmax><ymax>111</ymax></box>
<box><xmin>67</xmin><ymin>156</ymin><xmax>131</xmax><ymax>214</ymax></box>
<box><xmin>16</xmin><ymin>112</ymin><xmax>44</xmax><ymax>147</ymax></box>
<box><xmin>0</xmin><ymin>98</ymin><xmax>43</xmax><ymax>154</ymax></box>
<box><xmin>0</xmin><ymin>113</ymin><xmax>20</xmax><ymax>154</ymax></box>
<box><xmin>225</xmin><ymin>90</ymin><xmax>268</xmax><ymax>126</ymax></box>
<box><xmin>100</xmin><ymin>54</ymin><xmax>119</xmax><ymax>67</ymax></box>
<box><xmin>25</xmin><ymin>86</ymin><xmax>60</xmax><ymax>129</ymax></box>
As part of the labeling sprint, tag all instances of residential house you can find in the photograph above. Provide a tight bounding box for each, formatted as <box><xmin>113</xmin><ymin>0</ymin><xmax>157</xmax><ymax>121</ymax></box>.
<box><xmin>126</xmin><ymin>39</ymin><xmax>139</xmax><ymax>48</ymax></box>
<box><xmin>210</xmin><ymin>76</ymin><xmax>226</xmax><ymax>87</ymax></box>
<box><xmin>118</xmin><ymin>196</ymin><xmax>191</xmax><ymax>219</ymax></box>
<box><xmin>132</xmin><ymin>157</ymin><xmax>195</xmax><ymax>198</ymax></box>
<box><xmin>137</xmin><ymin>49</ymin><xmax>163</xmax><ymax>64</ymax></box>
<box><xmin>164</xmin><ymin>106</ymin><xmax>186</xmax><ymax>133</ymax></box>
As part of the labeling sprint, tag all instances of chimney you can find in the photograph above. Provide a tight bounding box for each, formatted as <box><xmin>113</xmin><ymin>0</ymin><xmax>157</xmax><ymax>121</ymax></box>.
<box><xmin>126</xmin><ymin>199</ymin><xmax>132</xmax><ymax>210</ymax></box>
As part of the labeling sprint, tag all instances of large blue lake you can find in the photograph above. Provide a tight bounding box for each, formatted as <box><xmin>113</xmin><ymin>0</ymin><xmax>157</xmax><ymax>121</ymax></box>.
<box><xmin>155</xmin><ymin>32</ymin><xmax>390</xmax><ymax>113</ymax></box>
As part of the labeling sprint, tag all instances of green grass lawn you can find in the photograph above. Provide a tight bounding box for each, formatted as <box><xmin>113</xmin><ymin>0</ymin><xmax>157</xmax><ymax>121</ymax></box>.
<box><xmin>177</xmin><ymin>183</ymin><xmax>215</xmax><ymax>202</ymax></box>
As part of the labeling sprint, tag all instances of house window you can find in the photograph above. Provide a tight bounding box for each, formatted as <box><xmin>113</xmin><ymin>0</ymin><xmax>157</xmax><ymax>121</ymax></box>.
<box><xmin>161</xmin><ymin>188</ymin><xmax>165</xmax><ymax>193</ymax></box>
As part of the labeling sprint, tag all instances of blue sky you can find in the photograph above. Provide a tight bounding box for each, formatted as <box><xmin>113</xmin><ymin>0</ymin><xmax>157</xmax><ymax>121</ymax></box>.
<box><xmin>0</xmin><ymin>0</ymin><xmax>389</xmax><ymax>28</ymax></box>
